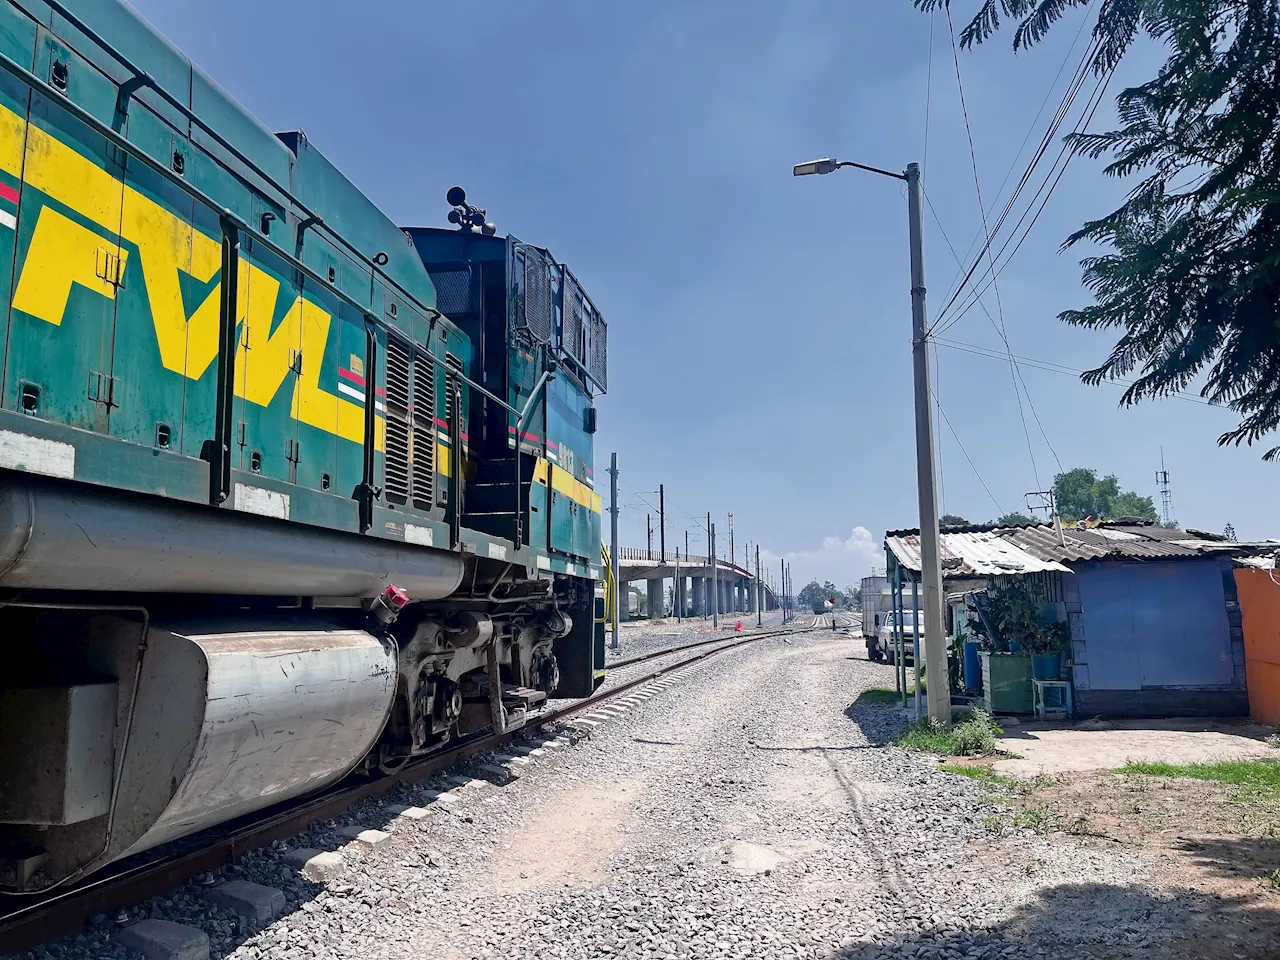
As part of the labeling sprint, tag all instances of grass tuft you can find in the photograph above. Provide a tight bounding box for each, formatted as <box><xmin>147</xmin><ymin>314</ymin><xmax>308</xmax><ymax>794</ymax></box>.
<box><xmin>897</xmin><ymin>708</ymin><xmax>1002</xmax><ymax>756</ymax></box>
<box><xmin>857</xmin><ymin>687</ymin><xmax>906</xmax><ymax>705</ymax></box>
<box><xmin>1120</xmin><ymin>759</ymin><xmax>1280</xmax><ymax>797</ymax></box>
<box><xmin>947</xmin><ymin>765</ymin><xmax>1016</xmax><ymax>787</ymax></box>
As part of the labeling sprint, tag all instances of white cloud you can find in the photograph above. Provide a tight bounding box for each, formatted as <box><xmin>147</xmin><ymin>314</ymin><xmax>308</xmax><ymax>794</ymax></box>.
<box><xmin>760</xmin><ymin>526</ymin><xmax>882</xmax><ymax>593</ymax></box>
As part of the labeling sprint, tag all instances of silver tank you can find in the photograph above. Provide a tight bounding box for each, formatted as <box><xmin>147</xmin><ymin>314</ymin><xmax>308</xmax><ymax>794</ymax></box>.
<box><xmin>0</xmin><ymin>476</ymin><xmax>465</xmax><ymax>599</ymax></box>
<box><xmin>18</xmin><ymin>617</ymin><xmax>399</xmax><ymax>886</ymax></box>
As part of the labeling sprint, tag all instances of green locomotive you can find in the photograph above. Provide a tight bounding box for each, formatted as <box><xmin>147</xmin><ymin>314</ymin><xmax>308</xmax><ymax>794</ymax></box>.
<box><xmin>0</xmin><ymin>0</ymin><xmax>606</xmax><ymax>890</ymax></box>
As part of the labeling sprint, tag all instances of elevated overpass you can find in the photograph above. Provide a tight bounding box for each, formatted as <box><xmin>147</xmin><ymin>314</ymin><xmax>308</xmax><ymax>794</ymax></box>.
<box><xmin>615</xmin><ymin>547</ymin><xmax>778</xmax><ymax>620</ymax></box>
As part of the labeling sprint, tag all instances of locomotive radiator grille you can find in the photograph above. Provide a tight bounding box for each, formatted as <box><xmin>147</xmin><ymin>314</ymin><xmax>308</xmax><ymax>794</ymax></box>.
<box><xmin>411</xmin><ymin>354</ymin><xmax>435</xmax><ymax>510</ymax></box>
<box><xmin>384</xmin><ymin>336</ymin><xmax>412</xmax><ymax>502</ymax></box>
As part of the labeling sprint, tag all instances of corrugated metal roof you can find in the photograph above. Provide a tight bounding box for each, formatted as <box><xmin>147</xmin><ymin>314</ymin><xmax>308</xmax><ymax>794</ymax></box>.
<box><xmin>884</xmin><ymin>530</ymin><xmax>1071</xmax><ymax>577</ymax></box>
<box><xmin>885</xmin><ymin>521</ymin><xmax>1254</xmax><ymax>576</ymax></box>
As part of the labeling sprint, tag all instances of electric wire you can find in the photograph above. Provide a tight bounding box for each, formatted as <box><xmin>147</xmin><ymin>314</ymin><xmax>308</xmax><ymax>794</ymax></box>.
<box><xmin>932</xmin><ymin>336</ymin><xmax>1219</xmax><ymax>407</ymax></box>
<box><xmin>932</xmin><ymin>29</ymin><xmax>1103</xmax><ymax>329</ymax></box>
<box><xmin>932</xmin><ymin>63</ymin><xmax>1115</xmax><ymax>339</ymax></box>
<box><xmin>930</xmin><ymin>387</ymin><xmax>1005</xmax><ymax>515</ymax></box>
<box><xmin>924</xmin><ymin>191</ymin><xmax>1064</xmax><ymax>473</ymax></box>
<box><xmin>945</xmin><ymin>5</ymin><xmax>1040</xmax><ymax>490</ymax></box>
<box><xmin>936</xmin><ymin>0</ymin><xmax>1098</xmax><ymax>301</ymax></box>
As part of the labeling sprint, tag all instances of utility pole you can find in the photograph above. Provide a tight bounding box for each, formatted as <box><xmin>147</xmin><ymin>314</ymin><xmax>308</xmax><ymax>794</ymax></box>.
<box><xmin>705</xmin><ymin>513</ymin><xmax>711</xmax><ymax>621</ymax></box>
<box><xmin>646</xmin><ymin>514</ymin><xmax>652</xmax><ymax>560</ymax></box>
<box><xmin>710</xmin><ymin>522</ymin><xmax>719</xmax><ymax>628</ymax></box>
<box><xmin>609</xmin><ymin>453</ymin><xmax>620</xmax><ymax>650</ymax></box>
<box><xmin>659</xmin><ymin>484</ymin><xmax>666</xmax><ymax>561</ymax></box>
<box><xmin>755</xmin><ymin>544</ymin><xmax>762</xmax><ymax>627</ymax></box>
<box><xmin>728</xmin><ymin>512</ymin><xmax>734</xmax><ymax>568</ymax></box>
<box><xmin>780</xmin><ymin>559</ymin><xmax>786</xmax><ymax>623</ymax></box>
<box><xmin>906</xmin><ymin>162</ymin><xmax>949</xmax><ymax>724</ymax></box>
<box><xmin>685</xmin><ymin>529</ymin><xmax>689</xmax><ymax>558</ymax></box>
<box><xmin>675</xmin><ymin>548</ymin><xmax>681</xmax><ymax>622</ymax></box>
<box><xmin>794</xmin><ymin>155</ymin><xmax>949</xmax><ymax>723</ymax></box>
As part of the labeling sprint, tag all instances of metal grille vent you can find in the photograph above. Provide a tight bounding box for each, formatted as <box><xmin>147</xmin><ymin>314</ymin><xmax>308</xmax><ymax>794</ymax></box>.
<box><xmin>564</xmin><ymin>285</ymin><xmax>586</xmax><ymax>364</ymax></box>
<box><xmin>411</xmin><ymin>355</ymin><xmax>435</xmax><ymax>510</ymax></box>
<box><xmin>522</xmin><ymin>249</ymin><xmax>553</xmax><ymax>343</ymax></box>
<box><xmin>444</xmin><ymin>354</ymin><xmax>463</xmax><ymax>437</ymax></box>
<box><xmin>384</xmin><ymin>337</ymin><xmax>411</xmax><ymax>501</ymax></box>
<box><xmin>429</xmin><ymin>268</ymin><xmax>471</xmax><ymax>316</ymax></box>
<box><xmin>589</xmin><ymin>315</ymin><xmax>607</xmax><ymax>391</ymax></box>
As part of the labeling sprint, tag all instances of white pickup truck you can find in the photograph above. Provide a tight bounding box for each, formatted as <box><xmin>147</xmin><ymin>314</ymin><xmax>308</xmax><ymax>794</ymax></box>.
<box><xmin>877</xmin><ymin>609</ymin><xmax>919</xmax><ymax>666</ymax></box>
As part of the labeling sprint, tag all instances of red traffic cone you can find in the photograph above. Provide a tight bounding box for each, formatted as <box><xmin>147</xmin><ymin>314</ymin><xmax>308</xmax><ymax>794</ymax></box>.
<box><xmin>735</xmin><ymin>620</ymin><xmax>743</xmax><ymax>632</ymax></box>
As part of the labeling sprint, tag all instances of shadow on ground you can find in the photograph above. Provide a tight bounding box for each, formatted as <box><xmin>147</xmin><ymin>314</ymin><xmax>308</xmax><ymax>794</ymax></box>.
<box><xmin>832</xmin><ymin>876</ymin><xmax>1280</xmax><ymax>960</ymax></box>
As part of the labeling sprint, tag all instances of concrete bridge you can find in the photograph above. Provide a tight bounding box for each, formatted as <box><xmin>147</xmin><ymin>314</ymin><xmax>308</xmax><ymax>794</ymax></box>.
<box><xmin>615</xmin><ymin>547</ymin><xmax>779</xmax><ymax>620</ymax></box>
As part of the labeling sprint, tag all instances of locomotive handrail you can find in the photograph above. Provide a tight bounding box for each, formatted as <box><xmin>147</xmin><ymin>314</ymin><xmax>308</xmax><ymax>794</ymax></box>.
<box><xmin>0</xmin><ymin>46</ymin><xmax>520</xmax><ymax>418</ymax></box>
<box><xmin>30</xmin><ymin>0</ymin><xmax>453</xmax><ymax>343</ymax></box>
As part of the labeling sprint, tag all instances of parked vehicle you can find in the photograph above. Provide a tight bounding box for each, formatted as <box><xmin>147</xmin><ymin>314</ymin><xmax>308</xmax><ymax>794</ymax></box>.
<box><xmin>878</xmin><ymin>610</ymin><xmax>919</xmax><ymax>666</ymax></box>
<box><xmin>860</xmin><ymin>576</ymin><xmax>889</xmax><ymax>660</ymax></box>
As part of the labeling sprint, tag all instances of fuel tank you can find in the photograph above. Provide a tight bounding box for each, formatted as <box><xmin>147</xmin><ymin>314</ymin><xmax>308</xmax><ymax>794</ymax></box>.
<box><xmin>0</xmin><ymin>475</ymin><xmax>464</xmax><ymax>599</ymax></box>
<box><xmin>0</xmin><ymin>616</ymin><xmax>398</xmax><ymax>888</ymax></box>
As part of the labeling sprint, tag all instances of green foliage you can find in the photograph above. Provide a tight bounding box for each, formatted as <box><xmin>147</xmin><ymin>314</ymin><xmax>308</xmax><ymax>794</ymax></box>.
<box><xmin>857</xmin><ymin>686</ymin><xmax>906</xmax><ymax>705</ymax></box>
<box><xmin>914</xmin><ymin>0</ymin><xmax>1280</xmax><ymax>457</ymax></box>
<box><xmin>1052</xmin><ymin>467</ymin><xmax>1157</xmax><ymax>523</ymax></box>
<box><xmin>798</xmin><ymin>579</ymin><xmax>856</xmax><ymax>611</ymax></box>
<box><xmin>993</xmin><ymin>512</ymin><xmax>1036</xmax><ymax>526</ymax></box>
<box><xmin>940</xmin><ymin>514</ymin><xmax>970</xmax><ymax>526</ymax></box>
<box><xmin>948</xmin><ymin>764</ymin><xmax>1018</xmax><ymax>788</ymax></box>
<box><xmin>1120</xmin><ymin>759</ymin><xmax>1280</xmax><ymax>797</ymax></box>
<box><xmin>898</xmin><ymin>708</ymin><xmax>1001</xmax><ymax>756</ymax></box>
<box><xmin>972</xmin><ymin>579</ymin><xmax>1066</xmax><ymax>653</ymax></box>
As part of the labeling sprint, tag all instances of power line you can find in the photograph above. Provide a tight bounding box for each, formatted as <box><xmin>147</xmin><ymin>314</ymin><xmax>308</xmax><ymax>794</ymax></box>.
<box><xmin>934</xmin><ymin>0</ymin><xmax>1099</xmax><ymax>305</ymax></box>
<box><xmin>924</xmin><ymin>191</ymin><xmax>1063</xmax><ymax>474</ymax></box>
<box><xmin>931</xmin><ymin>27</ymin><xmax>1104</xmax><ymax>329</ymax></box>
<box><xmin>945</xmin><ymin>6</ymin><xmax>1041</xmax><ymax>489</ymax></box>
<box><xmin>931</xmin><ymin>388</ymin><xmax>1005</xmax><ymax>515</ymax></box>
<box><xmin>932</xmin><ymin>336</ymin><xmax>1219</xmax><ymax>407</ymax></box>
<box><xmin>932</xmin><ymin>59</ymin><xmax>1114</xmax><ymax>339</ymax></box>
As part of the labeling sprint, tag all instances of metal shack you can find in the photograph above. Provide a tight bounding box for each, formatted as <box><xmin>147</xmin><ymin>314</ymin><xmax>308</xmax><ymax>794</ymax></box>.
<box><xmin>885</xmin><ymin>521</ymin><xmax>1250</xmax><ymax>717</ymax></box>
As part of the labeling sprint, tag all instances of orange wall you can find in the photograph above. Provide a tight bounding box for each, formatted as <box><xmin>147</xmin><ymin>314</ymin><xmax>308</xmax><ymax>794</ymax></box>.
<box><xmin>1234</xmin><ymin>569</ymin><xmax>1280</xmax><ymax>725</ymax></box>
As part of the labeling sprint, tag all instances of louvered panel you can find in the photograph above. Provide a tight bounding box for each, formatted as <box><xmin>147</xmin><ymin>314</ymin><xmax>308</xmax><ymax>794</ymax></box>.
<box><xmin>385</xmin><ymin>418</ymin><xmax>410</xmax><ymax>500</ymax></box>
<box><xmin>522</xmin><ymin>248</ymin><xmax>553</xmax><ymax>343</ymax></box>
<box><xmin>385</xmin><ymin>338</ymin><xmax>411</xmax><ymax>409</ymax></box>
<box><xmin>564</xmin><ymin>284</ymin><xmax>585</xmax><ymax>364</ymax></box>
<box><xmin>384</xmin><ymin>336</ymin><xmax>412</xmax><ymax>502</ymax></box>
<box><xmin>589</xmin><ymin>315</ymin><xmax>607</xmax><ymax>390</ymax></box>
<box><xmin>411</xmin><ymin>354</ymin><xmax>435</xmax><ymax>510</ymax></box>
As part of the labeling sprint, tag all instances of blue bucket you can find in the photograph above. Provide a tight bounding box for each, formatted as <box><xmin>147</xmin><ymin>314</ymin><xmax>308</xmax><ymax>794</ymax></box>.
<box><xmin>962</xmin><ymin>641</ymin><xmax>982</xmax><ymax>692</ymax></box>
<box><xmin>1031</xmin><ymin>652</ymin><xmax>1062</xmax><ymax>681</ymax></box>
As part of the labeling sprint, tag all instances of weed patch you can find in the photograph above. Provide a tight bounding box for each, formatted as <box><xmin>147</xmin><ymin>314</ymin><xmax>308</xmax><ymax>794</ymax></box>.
<box><xmin>1119</xmin><ymin>759</ymin><xmax>1280</xmax><ymax>800</ymax></box>
<box><xmin>897</xmin><ymin>708</ymin><xmax>1002</xmax><ymax>756</ymax></box>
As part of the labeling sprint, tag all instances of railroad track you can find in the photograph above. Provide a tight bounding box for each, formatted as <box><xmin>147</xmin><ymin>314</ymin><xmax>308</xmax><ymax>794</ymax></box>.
<box><xmin>0</xmin><ymin>622</ymin><xmax>817</xmax><ymax>955</ymax></box>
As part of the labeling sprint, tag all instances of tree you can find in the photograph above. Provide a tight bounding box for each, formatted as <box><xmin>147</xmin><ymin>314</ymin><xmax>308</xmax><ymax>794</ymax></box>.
<box><xmin>916</xmin><ymin>1</ymin><xmax>1280</xmax><ymax>457</ymax></box>
<box><xmin>1224</xmin><ymin>523</ymin><xmax>1238</xmax><ymax>542</ymax></box>
<box><xmin>797</xmin><ymin>580</ymin><xmax>825</xmax><ymax>611</ymax></box>
<box><xmin>994</xmin><ymin>512</ymin><xmax>1036</xmax><ymax>526</ymax></box>
<box><xmin>940</xmin><ymin>514</ymin><xmax>970</xmax><ymax>526</ymax></box>
<box><xmin>1051</xmin><ymin>467</ymin><xmax>1157</xmax><ymax>523</ymax></box>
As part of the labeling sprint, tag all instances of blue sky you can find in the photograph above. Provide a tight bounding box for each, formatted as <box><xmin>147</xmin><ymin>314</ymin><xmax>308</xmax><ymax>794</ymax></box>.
<box><xmin>130</xmin><ymin>0</ymin><xmax>1280</xmax><ymax>591</ymax></box>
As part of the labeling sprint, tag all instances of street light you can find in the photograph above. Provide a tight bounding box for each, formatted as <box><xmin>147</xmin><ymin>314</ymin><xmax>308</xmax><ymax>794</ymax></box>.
<box><xmin>793</xmin><ymin>154</ymin><xmax>951</xmax><ymax>725</ymax></box>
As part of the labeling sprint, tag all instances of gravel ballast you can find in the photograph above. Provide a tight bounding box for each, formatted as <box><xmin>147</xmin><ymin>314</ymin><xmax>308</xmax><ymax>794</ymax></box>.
<box><xmin>7</xmin><ymin>629</ymin><xmax>1253</xmax><ymax>959</ymax></box>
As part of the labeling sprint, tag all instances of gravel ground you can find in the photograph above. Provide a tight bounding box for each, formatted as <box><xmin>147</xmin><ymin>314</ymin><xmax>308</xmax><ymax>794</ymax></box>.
<box><xmin>9</xmin><ymin>628</ymin><xmax>1244</xmax><ymax>960</ymax></box>
<box><xmin>605</xmin><ymin>610</ymin><xmax>786</xmax><ymax>664</ymax></box>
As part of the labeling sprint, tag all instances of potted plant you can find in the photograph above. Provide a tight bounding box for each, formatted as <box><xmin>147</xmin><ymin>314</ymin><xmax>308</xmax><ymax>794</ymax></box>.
<box><xmin>1023</xmin><ymin>620</ymin><xmax>1063</xmax><ymax>680</ymax></box>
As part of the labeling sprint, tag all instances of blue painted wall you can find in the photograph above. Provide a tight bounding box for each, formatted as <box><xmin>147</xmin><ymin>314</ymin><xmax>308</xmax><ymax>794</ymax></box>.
<box><xmin>1072</xmin><ymin>558</ymin><xmax>1238</xmax><ymax>691</ymax></box>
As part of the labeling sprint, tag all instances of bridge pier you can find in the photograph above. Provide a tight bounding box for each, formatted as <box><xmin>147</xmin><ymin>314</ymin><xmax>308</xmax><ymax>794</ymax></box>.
<box><xmin>648</xmin><ymin>578</ymin><xmax>663</xmax><ymax>619</ymax></box>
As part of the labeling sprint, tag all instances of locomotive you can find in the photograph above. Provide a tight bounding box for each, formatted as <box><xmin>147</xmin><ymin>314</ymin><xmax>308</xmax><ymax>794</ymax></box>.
<box><xmin>0</xmin><ymin>0</ymin><xmax>606</xmax><ymax>891</ymax></box>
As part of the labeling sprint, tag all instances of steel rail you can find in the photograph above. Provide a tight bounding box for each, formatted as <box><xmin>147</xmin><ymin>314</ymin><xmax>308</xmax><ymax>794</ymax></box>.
<box><xmin>0</xmin><ymin>625</ymin><xmax>817</xmax><ymax>954</ymax></box>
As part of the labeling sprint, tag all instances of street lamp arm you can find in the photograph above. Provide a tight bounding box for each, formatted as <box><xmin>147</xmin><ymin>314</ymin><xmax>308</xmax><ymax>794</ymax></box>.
<box><xmin>836</xmin><ymin>160</ymin><xmax>909</xmax><ymax>182</ymax></box>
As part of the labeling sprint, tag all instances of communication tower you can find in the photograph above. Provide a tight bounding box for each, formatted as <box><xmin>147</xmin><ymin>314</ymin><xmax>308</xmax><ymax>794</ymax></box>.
<box><xmin>1156</xmin><ymin>449</ymin><xmax>1175</xmax><ymax>527</ymax></box>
